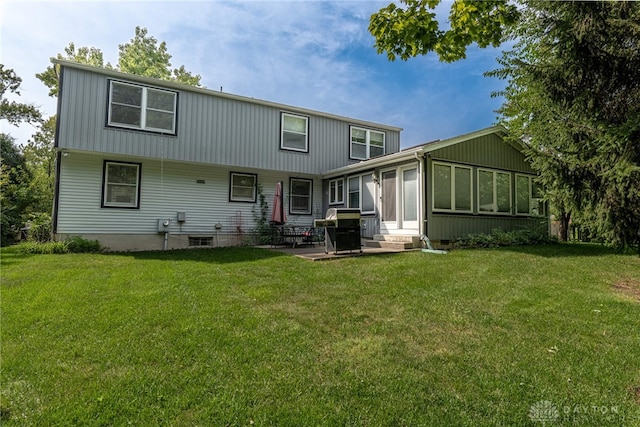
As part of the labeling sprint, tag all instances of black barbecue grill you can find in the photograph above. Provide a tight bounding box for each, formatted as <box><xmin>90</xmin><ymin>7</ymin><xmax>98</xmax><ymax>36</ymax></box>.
<box><xmin>314</xmin><ymin>208</ymin><xmax>362</xmax><ymax>254</ymax></box>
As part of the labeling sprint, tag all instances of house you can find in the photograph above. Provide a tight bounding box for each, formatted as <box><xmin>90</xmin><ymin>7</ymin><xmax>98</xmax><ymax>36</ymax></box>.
<box><xmin>52</xmin><ymin>60</ymin><xmax>548</xmax><ymax>252</ymax></box>
<box><xmin>51</xmin><ymin>60</ymin><xmax>401</xmax><ymax>251</ymax></box>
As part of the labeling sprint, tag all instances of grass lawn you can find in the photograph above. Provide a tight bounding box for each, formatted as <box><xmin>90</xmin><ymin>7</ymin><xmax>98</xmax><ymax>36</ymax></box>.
<box><xmin>1</xmin><ymin>243</ymin><xmax>639</xmax><ymax>426</ymax></box>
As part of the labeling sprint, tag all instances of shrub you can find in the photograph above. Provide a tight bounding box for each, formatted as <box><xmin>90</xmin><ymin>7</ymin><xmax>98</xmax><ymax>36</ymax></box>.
<box><xmin>65</xmin><ymin>236</ymin><xmax>102</xmax><ymax>253</ymax></box>
<box><xmin>26</xmin><ymin>213</ymin><xmax>52</xmax><ymax>243</ymax></box>
<box><xmin>15</xmin><ymin>236</ymin><xmax>102</xmax><ymax>254</ymax></box>
<box><xmin>16</xmin><ymin>241</ymin><xmax>68</xmax><ymax>254</ymax></box>
<box><xmin>458</xmin><ymin>229</ymin><xmax>557</xmax><ymax>249</ymax></box>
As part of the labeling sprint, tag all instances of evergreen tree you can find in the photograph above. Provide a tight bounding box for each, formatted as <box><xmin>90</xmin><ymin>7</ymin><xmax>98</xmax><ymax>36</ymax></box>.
<box><xmin>369</xmin><ymin>1</ymin><xmax>640</xmax><ymax>248</ymax></box>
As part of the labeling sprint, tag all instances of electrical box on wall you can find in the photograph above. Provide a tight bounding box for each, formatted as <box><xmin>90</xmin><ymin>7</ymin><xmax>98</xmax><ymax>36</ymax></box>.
<box><xmin>158</xmin><ymin>218</ymin><xmax>171</xmax><ymax>233</ymax></box>
<box><xmin>177</xmin><ymin>212</ymin><xmax>186</xmax><ymax>223</ymax></box>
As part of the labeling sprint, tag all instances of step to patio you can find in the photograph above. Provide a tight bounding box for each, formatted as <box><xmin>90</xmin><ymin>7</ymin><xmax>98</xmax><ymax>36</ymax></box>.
<box><xmin>365</xmin><ymin>240</ymin><xmax>415</xmax><ymax>250</ymax></box>
<box><xmin>367</xmin><ymin>234</ymin><xmax>421</xmax><ymax>250</ymax></box>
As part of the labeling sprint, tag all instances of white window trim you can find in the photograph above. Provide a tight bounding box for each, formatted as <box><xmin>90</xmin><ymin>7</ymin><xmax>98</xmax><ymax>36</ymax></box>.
<box><xmin>229</xmin><ymin>172</ymin><xmax>257</xmax><ymax>203</ymax></box>
<box><xmin>108</xmin><ymin>80</ymin><xmax>177</xmax><ymax>134</ymax></box>
<box><xmin>431</xmin><ymin>162</ymin><xmax>473</xmax><ymax>213</ymax></box>
<box><xmin>347</xmin><ymin>176</ymin><xmax>360</xmax><ymax>210</ymax></box>
<box><xmin>515</xmin><ymin>174</ymin><xmax>545</xmax><ymax>217</ymax></box>
<box><xmin>289</xmin><ymin>178</ymin><xmax>313</xmax><ymax>215</ymax></box>
<box><xmin>346</xmin><ymin>174</ymin><xmax>375</xmax><ymax>214</ymax></box>
<box><xmin>350</xmin><ymin>126</ymin><xmax>386</xmax><ymax>160</ymax></box>
<box><xmin>477</xmin><ymin>168</ymin><xmax>512</xmax><ymax>215</ymax></box>
<box><xmin>329</xmin><ymin>178</ymin><xmax>344</xmax><ymax>205</ymax></box>
<box><xmin>102</xmin><ymin>161</ymin><xmax>141</xmax><ymax>209</ymax></box>
<box><xmin>281</xmin><ymin>112</ymin><xmax>309</xmax><ymax>152</ymax></box>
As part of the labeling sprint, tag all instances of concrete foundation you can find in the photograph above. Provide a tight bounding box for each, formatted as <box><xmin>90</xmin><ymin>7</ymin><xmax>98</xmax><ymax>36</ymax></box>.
<box><xmin>55</xmin><ymin>232</ymin><xmax>259</xmax><ymax>252</ymax></box>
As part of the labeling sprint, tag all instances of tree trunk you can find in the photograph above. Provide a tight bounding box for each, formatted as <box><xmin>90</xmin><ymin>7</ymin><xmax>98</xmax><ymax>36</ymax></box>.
<box><xmin>559</xmin><ymin>211</ymin><xmax>571</xmax><ymax>242</ymax></box>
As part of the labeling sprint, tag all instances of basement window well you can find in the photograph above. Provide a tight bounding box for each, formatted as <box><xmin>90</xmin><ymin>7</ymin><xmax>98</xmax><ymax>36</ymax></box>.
<box><xmin>188</xmin><ymin>236</ymin><xmax>213</xmax><ymax>247</ymax></box>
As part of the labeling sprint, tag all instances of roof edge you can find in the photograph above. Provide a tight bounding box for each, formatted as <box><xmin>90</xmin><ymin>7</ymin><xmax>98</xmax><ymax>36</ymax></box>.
<box><xmin>322</xmin><ymin>145</ymin><xmax>424</xmax><ymax>178</ymax></box>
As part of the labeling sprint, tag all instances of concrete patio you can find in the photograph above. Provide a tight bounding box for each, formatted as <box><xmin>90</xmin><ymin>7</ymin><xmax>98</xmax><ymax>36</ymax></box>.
<box><xmin>259</xmin><ymin>239</ymin><xmax>416</xmax><ymax>261</ymax></box>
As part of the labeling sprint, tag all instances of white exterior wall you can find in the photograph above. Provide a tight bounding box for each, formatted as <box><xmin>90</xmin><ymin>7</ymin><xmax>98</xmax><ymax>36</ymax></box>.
<box><xmin>55</xmin><ymin>153</ymin><xmax>323</xmax><ymax>251</ymax></box>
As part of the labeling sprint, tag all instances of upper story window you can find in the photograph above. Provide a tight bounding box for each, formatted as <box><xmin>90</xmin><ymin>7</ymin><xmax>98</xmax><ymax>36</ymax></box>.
<box><xmin>290</xmin><ymin>178</ymin><xmax>313</xmax><ymax>214</ymax></box>
<box><xmin>329</xmin><ymin>178</ymin><xmax>344</xmax><ymax>205</ymax></box>
<box><xmin>229</xmin><ymin>172</ymin><xmax>257</xmax><ymax>203</ymax></box>
<box><xmin>281</xmin><ymin>113</ymin><xmax>309</xmax><ymax>152</ymax></box>
<box><xmin>432</xmin><ymin>162</ymin><xmax>472</xmax><ymax>213</ymax></box>
<box><xmin>478</xmin><ymin>168</ymin><xmax>512</xmax><ymax>214</ymax></box>
<box><xmin>350</xmin><ymin>126</ymin><xmax>385</xmax><ymax>160</ymax></box>
<box><xmin>108</xmin><ymin>80</ymin><xmax>177</xmax><ymax>134</ymax></box>
<box><xmin>102</xmin><ymin>161</ymin><xmax>141</xmax><ymax>209</ymax></box>
<box><xmin>516</xmin><ymin>174</ymin><xmax>545</xmax><ymax>216</ymax></box>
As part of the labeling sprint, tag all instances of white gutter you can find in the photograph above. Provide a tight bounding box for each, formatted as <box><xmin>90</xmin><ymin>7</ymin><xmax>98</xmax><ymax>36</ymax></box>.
<box><xmin>322</xmin><ymin>145</ymin><xmax>425</xmax><ymax>179</ymax></box>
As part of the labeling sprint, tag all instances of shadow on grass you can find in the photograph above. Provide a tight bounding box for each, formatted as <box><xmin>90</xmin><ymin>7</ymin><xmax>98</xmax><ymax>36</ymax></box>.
<box><xmin>0</xmin><ymin>248</ymin><xmax>37</xmax><ymax>268</ymax></box>
<box><xmin>497</xmin><ymin>242</ymin><xmax>639</xmax><ymax>258</ymax></box>
<box><xmin>109</xmin><ymin>246</ymin><xmax>289</xmax><ymax>264</ymax></box>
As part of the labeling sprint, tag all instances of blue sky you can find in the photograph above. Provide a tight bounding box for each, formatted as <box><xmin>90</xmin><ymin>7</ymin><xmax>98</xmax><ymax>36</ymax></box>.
<box><xmin>1</xmin><ymin>0</ymin><xmax>507</xmax><ymax>149</ymax></box>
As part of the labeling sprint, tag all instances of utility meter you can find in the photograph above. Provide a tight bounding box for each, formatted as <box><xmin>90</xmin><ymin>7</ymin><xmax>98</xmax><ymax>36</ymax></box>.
<box><xmin>158</xmin><ymin>219</ymin><xmax>171</xmax><ymax>232</ymax></box>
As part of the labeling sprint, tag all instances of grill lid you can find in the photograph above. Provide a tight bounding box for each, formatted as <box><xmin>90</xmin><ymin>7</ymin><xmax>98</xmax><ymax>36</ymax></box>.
<box><xmin>325</xmin><ymin>208</ymin><xmax>361</xmax><ymax>220</ymax></box>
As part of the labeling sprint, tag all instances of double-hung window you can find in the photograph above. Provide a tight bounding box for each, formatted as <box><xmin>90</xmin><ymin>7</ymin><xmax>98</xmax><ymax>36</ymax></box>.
<box><xmin>478</xmin><ymin>169</ymin><xmax>512</xmax><ymax>214</ymax></box>
<box><xmin>516</xmin><ymin>174</ymin><xmax>545</xmax><ymax>216</ymax></box>
<box><xmin>108</xmin><ymin>80</ymin><xmax>177</xmax><ymax>134</ymax></box>
<box><xmin>281</xmin><ymin>113</ymin><xmax>309</xmax><ymax>152</ymax></box>
<box><xmin>348</xmin><ymin>176</ymin><xmax>360</xmax><ymax>209</ymax></box>
<box><xmin>102</xmin><ymin>161</ymin><xmax>141</xmax><ymax>208</ymax></box>
<box><xmin>290</xmin><ymin>178</ymin><xmax>313</xmax><ymax>214</ymax></box>
<box><xmin>229</xmin><ymin>172</ymin><xmax>257</xmax><ymax>203</ymax></box>
<box><xmin>432</xmin><ymin>162</ymin><xmax>472</xmax><ymax>213</ymax></box>
<box><xmin>329</xmin><ymin>178</ymin><xmax>344</xmax><ymax>205</ymax></box>
<box><xmin>346</xmin><ymin>174</ymin><xmax>375</xmax><ymax>214</ymax></box>
<box><xmin>350</xmin><ymin>126</ymin><xmax>385</xmax><ymax>160</ymax></box>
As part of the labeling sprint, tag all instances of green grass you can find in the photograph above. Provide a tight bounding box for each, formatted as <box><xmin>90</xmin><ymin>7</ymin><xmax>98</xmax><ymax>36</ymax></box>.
<box><xmin>1</xmin><ymin>244</ymin><xmax>639</xmax><ymax>426</ymax></box>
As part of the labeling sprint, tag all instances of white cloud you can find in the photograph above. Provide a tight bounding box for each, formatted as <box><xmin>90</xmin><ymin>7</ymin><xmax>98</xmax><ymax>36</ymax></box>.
<box><xmin>1</xmin><ymin>0</ymin><xmax>505</xmax><ymax>148</ymax></box>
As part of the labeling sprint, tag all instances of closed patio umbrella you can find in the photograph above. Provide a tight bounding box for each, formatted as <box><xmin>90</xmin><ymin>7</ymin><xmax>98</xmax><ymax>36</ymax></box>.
<box><xmin>271</xmin><ymin>181</ymin><xmax>286</xmax><ymax>225</ymax></box>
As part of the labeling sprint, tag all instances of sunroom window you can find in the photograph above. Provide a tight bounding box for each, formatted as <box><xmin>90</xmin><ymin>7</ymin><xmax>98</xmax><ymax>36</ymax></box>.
<box><xmin>108</xmin><ymin>80</ymin><xmax>177</xmax><ymax>134</ymax></box>
<box><xmin>478</xmin><ymin>169</ymin><xmax>512</xmax><ymax>214</ymax></box>
<box><xmin>346</xmin><ymin>174</ymin><xmax>375</xmax><ymax>214</ymax></box>
<box><xmin>329</xmin><ymin>178</ymin><xmax>344</xmax><ymax>205</ymax></box>
<box><xmin>432</xmin><ymin>162</ymin><xmax>472</xmax><ymax>213</ymax></box>
<box><xmin>516</xmin><ymin>174</ymin><xmax>545</xmax><ymax>216</ymax></box>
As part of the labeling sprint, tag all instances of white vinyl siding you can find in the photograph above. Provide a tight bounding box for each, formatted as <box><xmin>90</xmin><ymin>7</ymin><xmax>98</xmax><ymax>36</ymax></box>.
<box><xmin>108</xmin><ymin>80</ymin><xmax>177</xmax><ymax>134</ymax></box>
<box><xmin>432</xmin><ymin>162</ymin><xmax>472</xmax><ymax>213</ymax></box>
<box><xmin>229</xmin><ymin>172</ymin><xmax>257</xmax><ymax>202</ymax></box>
<box><xmin>350</xmin><ymin>126</ymin><xmax>385</xmax><ymax>160</ymax></box>
<box><xmin>329</xmin><ymin>178</ymin><xmax>344</xmax><ymax>205</ymax></box>
<box><xmin>281</xmin><ymin>113</ymin><xmax>308</xmax><ymax>152</ymax></box>
<box><xmin>102</xmin><ymin>161</ymin><xmax>141</xmax><ymax>208</ymax></box>
<box><xmin>478</xmin><ymin>168</ymin><xmax>511</xmax><ymax>214</ymax></box>
<box><xmin>58</xmin><ymin>66</ymin><xmax>402</xmax><ymax>174</ymax></box>
<box><xmin>56</xmin><ymin>153</ymin><xmax>324</xmax><ymax>236</ymax></box>
<box><xmin>289</xmin><ymin>178</ymin><xmax>312</xmax><ymax>214</ymax></box>
<box><xmin>516</xmin><ymin>174</ymin><xmax>545</xmax><ymax>216</ymax></box>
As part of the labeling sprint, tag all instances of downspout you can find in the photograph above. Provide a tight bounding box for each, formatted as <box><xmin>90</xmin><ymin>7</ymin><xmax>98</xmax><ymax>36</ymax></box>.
<box><xmin>417</xmin><ymin>152</ymin><xmax>446</xmax><ymax>254</ymax></box>
<box><xmin>415</xmin><ymin>152</ymin><xmax>425</xmax><ymax>237</ymax></box>
<box><xmin>51</xmin><ymin>66</ymin><xmax>65</xmax><ymax>240</ymax></box>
